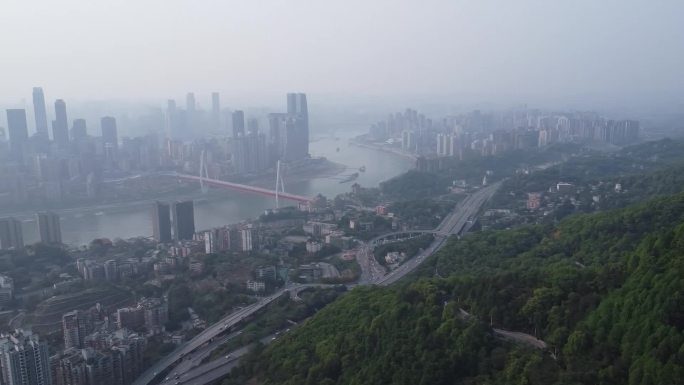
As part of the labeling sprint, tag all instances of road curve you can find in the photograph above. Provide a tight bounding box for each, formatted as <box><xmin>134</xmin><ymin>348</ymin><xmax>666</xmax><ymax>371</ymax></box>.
<box><xmin>135</xmin><ymin>183</ymin><xmax>502</xmax><ymax>385</ymax></box>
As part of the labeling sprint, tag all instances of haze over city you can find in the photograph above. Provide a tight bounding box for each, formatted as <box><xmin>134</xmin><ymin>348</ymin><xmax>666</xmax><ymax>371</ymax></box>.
<box><xmin>1</xmin><ymin>0</ymin><xmax>683</xmax><ymax>112</ymax></box>
<box><xmin>0</xmin><ymin>2</ymin><xmax>683</xmax><ymax>385</ymax></box>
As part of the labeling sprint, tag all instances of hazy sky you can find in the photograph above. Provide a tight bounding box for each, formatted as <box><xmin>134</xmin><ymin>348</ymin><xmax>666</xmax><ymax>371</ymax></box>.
<box><xmin>1</xmin><ymin>0</ymin><xmax>683</xmax><ymax>109</ymax></box>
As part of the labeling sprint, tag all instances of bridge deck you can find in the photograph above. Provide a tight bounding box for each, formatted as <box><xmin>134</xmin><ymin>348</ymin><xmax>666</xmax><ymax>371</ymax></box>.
<box><xmin>175</xmin><ymin>174</ymin><xmax>312</xmax><ymax>203</ymax></box>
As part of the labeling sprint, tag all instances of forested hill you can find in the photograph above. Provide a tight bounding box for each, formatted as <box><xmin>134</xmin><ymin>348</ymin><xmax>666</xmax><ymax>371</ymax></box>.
<box><xmin>227</xmin><ymin>192</ymin><xmax>684</xmax><ymax>385</ymax></box>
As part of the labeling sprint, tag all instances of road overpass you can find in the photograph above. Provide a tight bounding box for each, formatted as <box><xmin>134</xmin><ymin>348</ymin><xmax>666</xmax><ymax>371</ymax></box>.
<box><xmin>132</xmin><ymin>290</ymin><xmax>287</xmax><ymax>385</ymax></box>
<box><xmin>376</xmin><ymin>182</ymin><xmax>502</xmax><ymax>286</ymax></box>
<box><xmin>134</xmin><ymin>183</ymin><xmax>502</xmax><ymax>385</ymax></box>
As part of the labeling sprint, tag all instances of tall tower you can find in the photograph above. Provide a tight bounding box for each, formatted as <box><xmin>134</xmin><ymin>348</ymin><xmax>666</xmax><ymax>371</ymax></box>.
<box><xmin>186</xmin><ymin>92</ymin><xmax>196</xmax><ymax>114</ymax></box>
<box><xmin>6</xmin><ymin>109</ymin><xmax>29</xmax><ymax>163</ymax></box>
<box><xmin>62</xmin><ymin>310</ymin><xmax>92</xmax><ymax>349</ymax></box>
<box><xmin>152</xmin><ymin>202</ymin><xmax>172</xmax><ymax>243</ymax></box>
<box><xmin>32</xmin><ymin>87</ymin><xmax>49</xmax><ymax>139</ymax></box>
<box><xmin>171</xmin><ymin>201</ymin><xmax>195</xmax><ymax>241</ymax></box>
<box><xmin>184</xmin><ymin>92</ymin><xmax>196</xmax><ymax>138</ymax></box>
<box><xmin>53</xmin><ymin>99</ymin><xmax>69</xmax><ymax>148</ymax></box>
<box><xmin>232</xmin><ymin>110</ymin><xmax>245</xmax><ymax>138</ymax></box>
<box><xmin>211</xmin><ymin>92</ymin><xmax>221</xmax><ymax>129</ymax></box>
<box><xmin>286</xmin><ymin>93</ymin><xmax>309</xmax><ymax>159</ymax></box>
<box><xmin>36</xmin><ymin>212</ymin><xmax>62</xmax><ymax>244</ymax></box>
<box><xmin>0</xmin><ymin>217</ymin><xmax>24</xmax><ymax>250</ymax></box>
<box><xmin>0</xmin><ymin>330</ymin><xmax>51</xmax><ymax>385</ymax></box>
<box><xmin>166</xmin><ymin>99</ymin><xmax>178</xmax><ymax>138</ymax></box>
<box><xmin>100</xmin><ymin>116</ymin><xmax>118</xmax><ymax>167</ymax></box>
<box><xmin>100</xmin><ymin>117</ymin><xmax>118</xmax><ymax>150</ymax></box>
<box><xmin>71</xmin><ymin>119</ymin><xmax>87</xmax><ymax>141</ymax></box>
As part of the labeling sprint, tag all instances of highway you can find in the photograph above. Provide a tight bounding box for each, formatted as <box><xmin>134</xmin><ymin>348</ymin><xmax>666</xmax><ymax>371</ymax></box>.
<box><xmin>168</xmin><ymin>332</ymin><xmax>284</xmax><ymax>385</ymax></box>
<box><xmin>132</xmin><ymin>292</ymin><xmax>286</xmax><ymax>385</ymax></box>
<box><xmin>135</xmin><ymin>182</ymin><xmax>502</xmax><ymax>385</ymax></box>
<box><xmin>377</xmin><ymin>182</ymin><xmax>502</xmax><ymax>286</ymax></box>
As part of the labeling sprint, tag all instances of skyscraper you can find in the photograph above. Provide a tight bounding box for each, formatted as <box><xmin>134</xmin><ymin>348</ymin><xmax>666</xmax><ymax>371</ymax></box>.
<box><xmin>185</xmin><ymin>92</ymin><xmax>196</xmax><ymax>114</ymax></box>
<box><xmin>232</xmin><ymin>110</ymin><xmax>245</xmax><ymax>138</ymax></box>
<box><xmin>32</xmin><ymin>87</ymin><xmax>49</xmax><ymax>139</ymax></box>
<box><xmin>152</xmin><ymin>201</ymin><xmax>172</xmax><ymax>243</ymax></box>
<box><xmin>165</xmin><ymin>99</ymin><xmax>179</xmax><ymax>138</ymax></box>
<box><xmin>0</xmin><ymin>329</ymin><xmax>51</xmax><ymax>385</ymax></box>
<box><xmin>100</xmin><ymin>117</ymin><xmax>118</xmax><ymax>167</ymax></box>
<box><xmin>36</xmin><ymin>212</ymin><xmax>62</xmax><ymax>244</ymax></box>
<box><xmin>53</xmin><ymin>99</ymin><xmax>69</xmax><ymax>148</ymax></box>
<box><xmin>211</xmin><ymin>92</ymin><xmax>220</xmax><ymax>129</ymax></box>
<box><xmin>50</xmin><ymin>348</ymin><xmax>87</xmax><ymax>385</ymax></box>
<box><xmin>6</xmin><ymin>109</ymin><xmax>29</xmax><ymax>163</ymax></box>
<box><xmin>100</xmin><ymin>117</ymin><xmax>117</xmax><ymax>148</ymax></box>
<box><xmin>0</xmin><ymin>217</ymin><xmax>24</xmax><ymax>250</ymax></box>
<box><xmin>62</xmin><ymin>310</ymin><xmax>92</xmax><ymax>349</ymax></box>
<box><xmin>185</xmin><ymin>92</ymin><xmax>196</xmax><ymax>134</ymax></box>
<box><xmin>171</xmin><ymin>200</ymin><xmax>195</xmax><ymax>241</ymax></box>
<box><xmin>70</xmin><ymin>119</ymin><xmax>87</xmax><ymax>141</ymax></box>
<box><xmin>286</xmin><ymin>93</ymin><xmax>309</xmax><ymax>160</ymax></box>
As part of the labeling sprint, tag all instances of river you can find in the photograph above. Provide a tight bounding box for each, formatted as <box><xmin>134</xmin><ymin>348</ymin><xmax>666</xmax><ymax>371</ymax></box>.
<box><xmin>15</xmin><ymin>131</ymin><xmax>413</xmax><ymax>246</ymax></box>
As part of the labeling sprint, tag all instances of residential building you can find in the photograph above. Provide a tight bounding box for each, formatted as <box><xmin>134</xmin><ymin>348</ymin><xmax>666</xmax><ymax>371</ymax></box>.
<box><xmin>32</xmin><ymin>87</ymin><xmax>49</xmax><ymax>140</ymax></box>
<box><xmin>246</xmin><ymin>280</ymin><xmax>265</xmax><ymax>292</ymax></box>
<box><xmin>6</xmin><ymin>109</ymin><xmax>29</xmax><ymax>163</ymax></box>
<box><xmin>0</xmin><ymin>275</ymin><xmax>14</xmax><ymax>307</ymax></box>
<box><xmin>36</xmin><ymin>212</ymin><xmax>62</xmax><ymax>244</ymax></box>
<box><xmin>62</xmin><ymin>311</ymin><xmax>93</xmax><ymax>350</ymax></box>
<box><xmin>53</xmin><ymin>99</ymin><xmax>69</xmax><ymax>148</ymax></box>
<box><xmin>0</xmin><ymin>218</ymin><xmax>23</xmax><ymax>250</ymax></box>
<box><xmin>171</xmin><ymin>200</ymin><xmax>195</xmax><ymax>241</ymax></box>
<box><xmin>0</xmin><ymin>329</ymin><xmax>51</xmax><ymax>385</ymax></box>
<box><xmin>151</xmin><ymin>202</ymin><xmax>172</xmax><ymax>243</ymax></box>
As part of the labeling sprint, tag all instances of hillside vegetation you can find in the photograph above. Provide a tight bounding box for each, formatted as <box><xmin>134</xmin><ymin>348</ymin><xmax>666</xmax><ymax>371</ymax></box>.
<box><xmin>224</xmin><ymin>139</ymin><xmax>684</xmax><ymax>385</ymax></box>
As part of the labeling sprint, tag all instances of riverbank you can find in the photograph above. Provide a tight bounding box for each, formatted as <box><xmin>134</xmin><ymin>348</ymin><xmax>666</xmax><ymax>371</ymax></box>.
<box><xmin>0</xmin><ymin>158</ymin><xmax>346</xmax><ymax>219</ymax></box>
<box><xmin>236</xmin><ymin>157</ymin><xmax>347</xmax><ymax>189</ymax></box>
<box><xmin>349</xmin><ymin>136</ymin><xmax>418</xmax><ymax>161</ymax></box>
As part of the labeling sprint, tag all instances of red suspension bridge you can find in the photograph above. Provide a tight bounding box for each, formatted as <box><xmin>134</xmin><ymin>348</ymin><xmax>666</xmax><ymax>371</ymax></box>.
<box><xmin>172</xmin><ymin>173</ymin><xmax>312</xmax><ymax>204</ymax></box>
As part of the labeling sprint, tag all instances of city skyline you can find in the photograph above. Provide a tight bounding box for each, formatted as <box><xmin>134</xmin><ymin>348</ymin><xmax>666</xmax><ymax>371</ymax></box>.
<box><xmin>0</xmin><ymin>1</ymin><xmax>682</xmax><ymax>112</ymax></box>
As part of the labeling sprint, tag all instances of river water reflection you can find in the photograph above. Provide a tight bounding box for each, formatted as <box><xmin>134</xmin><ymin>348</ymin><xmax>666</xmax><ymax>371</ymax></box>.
<box><xmin>16</xmin><ymin>132</ymin><xmax>413</xmax><ymax>245</ymax></box>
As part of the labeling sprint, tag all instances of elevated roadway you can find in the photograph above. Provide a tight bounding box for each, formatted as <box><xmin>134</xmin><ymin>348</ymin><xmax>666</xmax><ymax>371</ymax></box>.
<box><xmin>135</xmin><ymin>183</ymin><xmax>502</xmax><ymax>385</ymax></box>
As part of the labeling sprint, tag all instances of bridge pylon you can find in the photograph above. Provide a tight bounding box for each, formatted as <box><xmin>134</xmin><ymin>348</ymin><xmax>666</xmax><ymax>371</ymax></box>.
<box><xmin>199</xmin><ymin>149</ymin><xmax>209</xmax><ymax>193</ymax></box>
<box><xmin>274</xmin><ymin>160</ymin><xmax>286</xmax><ymax>208</ymax></box>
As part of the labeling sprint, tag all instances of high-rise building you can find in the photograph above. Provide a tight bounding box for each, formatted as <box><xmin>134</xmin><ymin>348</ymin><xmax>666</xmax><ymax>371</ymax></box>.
<box><xmin>232</xmin><ymin>110</ymin><xmax>245</xmax><ymax>138</ymax></box>
<box><xmin>185</xmin><ymin>93</ymin><xmax>196</xmax><ymax>135</ymax></box>
<box><xmin>50</xmin><ymin>348</ymin><xmax>86</xmax><ymax>385</ymax></box>
<box><xmin>240</xmin><ymin>226</ymin><xmax>258</xmax><ymax>252</ymax></box>
<box><xmin>70</xmin><ymin>119</ymin><xmax>87</xmax><ymax>141</ymax></box>
<box><xmin>53</xmin><ymin>99</ymin><xmax>69</xmax><ymax>148</ymax></box>
<box><xmin>171</xmin><ymin>200</ymin><xmax>195</xmax><ymax>241</ymax></box>
<box><xmin>211</xmin><ymin>92</ymin><xmax>220</xmax><ymax>129</ymax></box>
<box><xmin>100</xmin><ymin>117</ymin><xmax>118</xmax><ymax>148</ymax></box>
<box><xmin>185</xmin><ymin>93</ymin><xmax>195</xmax><ymax>114</ymax></box>
<box><xmin>100</xmin><ymin>116</ymin><xmax>118</xmax><ymax>167</ymax></box>
<box><xmin>83</xmin><ymin>349</ymin><xmax>113</xmax><ymax>385</ymax></box>
<box><xmin>140</xmin><ymin>297</ymin><xmax>168</xmax><ymax>332</ymax></box>
<box><xmin>152</xmin><ymin>201</ymin><xmax>172</xmax><ymax>243</ymax></box>
<box><xmin>103</xmin><ymin>260</ymin><xmax>118</xmax><ymax>282</ymax></box>
<box><xmin>165</xmin><ymin>100</ymin><xmax>179</xmax><ymax>138</ymax></box>
<box><xmin>62</xmin><ymin>310</ymin><xmax>93</xmax><ymax>350</ymax></box>
<box><xmin>0</xmin><ymin>218</ymin><xmax>23</xmax><ymax>250</ymax></box>
<box><xmin>36</xmin><ymin>212</ymin><xmax>62</xmax><ymax>244</ymax></box>
<box><xmin>286</xmin><ymin>93</ymin><xmax>309</xmax><ymax>159</ymax></box>
<box><xmin>0</xmin><ymin>275</ymin><xmax>14</xmax><ymax>307</ymax></box>
<box><xmin>0</xmin><ymin>329</ymin><xmax>51</xmax><ymax>385</ymax></box>
<box><xmin>231</xmin><ymin>136</ymin><xmax>249</xmax><ymax>174</ymax></box>
<box><xmin>6</xmin><ymin>109</ymin><xmax>29</xmax><ymax>163</ymax></box>
<box><xmin>32</xmin><ymin>87</ymin><xmax>49</xmax><ymax>139</ymax></box>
